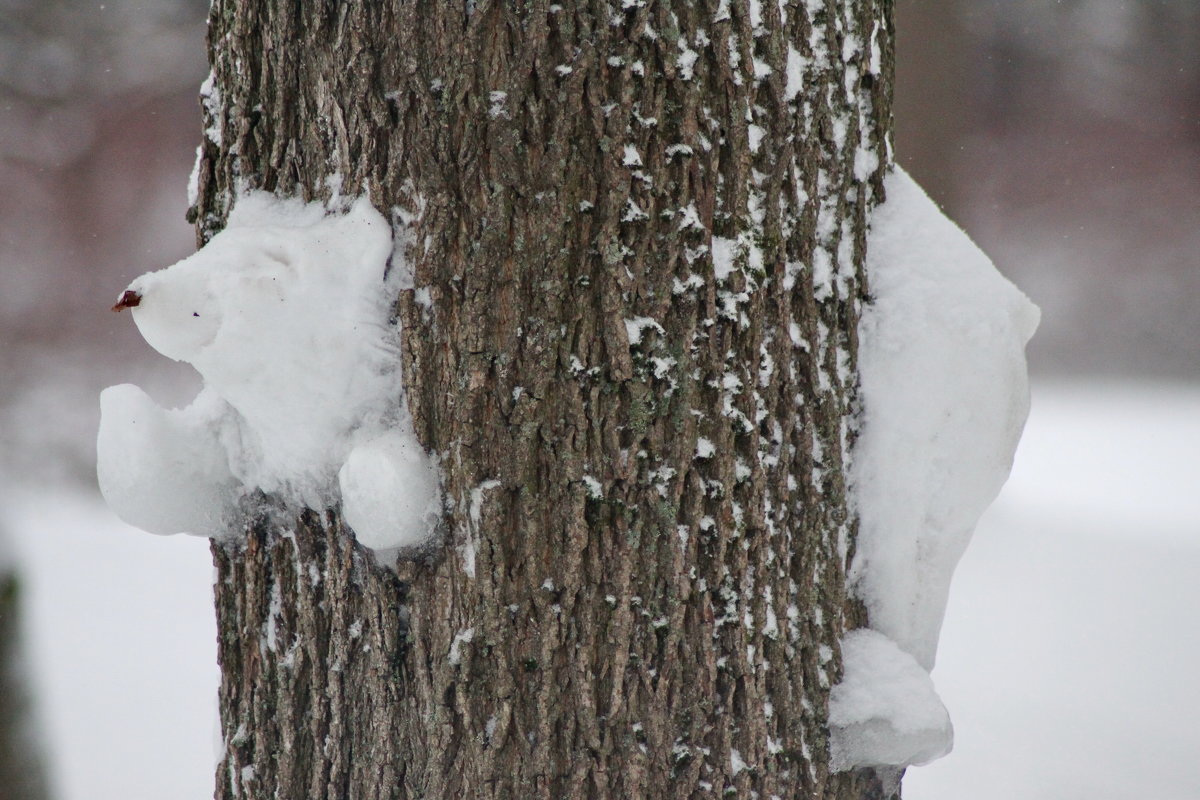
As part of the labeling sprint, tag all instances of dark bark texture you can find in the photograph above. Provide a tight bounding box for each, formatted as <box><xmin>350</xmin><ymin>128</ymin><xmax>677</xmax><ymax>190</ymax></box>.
<box><xmin>196</xmin><ymin>1</ymin><xmax>895</xmax><ymax>798</ymax></box>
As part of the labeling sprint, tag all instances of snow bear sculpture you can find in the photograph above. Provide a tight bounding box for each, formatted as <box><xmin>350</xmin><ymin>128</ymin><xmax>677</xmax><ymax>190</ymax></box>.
<box><xmin>97</xmin><ymin>193</ymin><xmax>440</xmax><ymax>551</ymax></box>
<box><xmin>829</xmin><ymin>167</ymin><xmax>1038</xmax><ymax>772</ymax></box>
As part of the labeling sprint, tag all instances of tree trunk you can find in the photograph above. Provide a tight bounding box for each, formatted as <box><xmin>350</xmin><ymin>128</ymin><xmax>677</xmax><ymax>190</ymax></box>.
<box><xmin>0</xmin><ymin>567</ymin><xmax>50</xmax><ymax>800</ymax></box>
<box><xmin>195</xmin><ymin>1</ymin><xmax>895</xmax><ymax>798</ymax></box>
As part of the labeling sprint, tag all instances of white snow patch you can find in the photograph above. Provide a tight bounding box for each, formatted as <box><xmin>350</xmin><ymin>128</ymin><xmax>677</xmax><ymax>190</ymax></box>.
<box><xmin>828</xmin><ymin>628</ymin><xmax>953</xmax><ymax>771</ymax></box>
<box><xmin>748</xmin><ymin>0</ymin><xmax>762</xmax><ymax>28</ymax></box>
<box><xmin>338</xmin><ymin>430</ymin><xmax>441</xmax><ymax>551</ymax></box>
<box><xmin>622</xmin><ymin>198</ymin><xmax>649</xmax><ymax>222</ymax></box>
<box><xmin>811</xmin><ymin>247</ymin><xmax>834</xmax><ymax>300</ymax></box>
<box><xmin>263</xmin><ymin>581</ymin><xmax>283</xmax><ymax>654</ymax></box>
<box><xmin>711</xmin><ymin>236</ymin><xmax>737</xmax><ymax>281</ymax></box>
<box><xmin>730</xmin><ymin>748</ymin><xmax>749</xmax><ymax>775</ymax></box>
<box><xmin>187</xmin><ymin>145</ymin><xmax>203</xmax><ymax>208</ymax></box>
<box><xmin>868</xmin><ymin>22</ymin><xmax>882</xmax><ymax>75</ymax></box>
<box><xmin>199</xmin><ymin>71</ymin><xmax>222</xmax><ymax>145</ymax></box>
<box><xmin>830</xmin><ymin>115</ymin><xmax>847</xmax><ymax>149</ymax></box>
<box><xmin>99</xmin><ymin>192</ymin><xmax>440</xmax><ymax>552</ymax></box>
<box><xmin>448</xmin><ymin>627</ymin><xmax>475</xmax><ymax>666</ymax></box>
<box><xmin>413</xmin><ymin>286</ymin><xmax>432</xmax><ymax>309</ymax></box>
<box><xmin>624</xmin><ymin>316</ymin><xmax>664</xmax><ymax>345</ymax></box>
<box><xmin>461</xmin><ymin>478</ymin><xmax>501</xmax><ymax>577</ymax></box>
<box><xmin>748</xmin><ymin>123</ymin><xmax>766</xmax><ymax>153</ymax></box>
<box><xmin>677</xmin><ymin>40</ymin><xmax>699</xmax><ymax>80</ymax></box>
<box><xmin>97</xmin><ymin>385</ymin><xmax>238</xmax><ymax>537</ymax></box>
<box><xmin>582</xmin><ymin>475</ymin><xmax>603</xmax><ymax>499</ymax></box>
<box><xmin>852</xmin><ymin>167</ymin><xmax>1039</xmax><ymax>669</ymax></box>
<box><xmin>678</xmin><ymin>202</ymin><xmax>705</xmax><ymax>231</ymax></box>
<box><xmin>841</xmin><ymin>33</ymin><xmax>861</xmax><ymax>66</ymax></box>
<box><xmin>786</xmin><ymin>46</ymin><xmax>808</xmax><ymax>101</ymax></box>
<box><xmin>854</xmin><ymin>145</ymin><xmax>879</xmax><ymax>183</ymax></box>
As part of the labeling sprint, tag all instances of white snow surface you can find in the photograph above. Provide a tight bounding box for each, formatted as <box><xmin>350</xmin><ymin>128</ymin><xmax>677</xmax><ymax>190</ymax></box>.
<box><xmin>338</xmin><ymin>430</ymin><xmax>440</xmax><ymax>551</ymax></box>
<box><xmin>97</xmin><ymin>384</ymin><xmax>237</xmax><ymax>537</ymax></box>
<box><xmin>907</xmin><ymin>381</ymin><xmax>1200</xmax><ymax>800</ymax></box>
<box><xmin>4</xmin><ymin>491</ymin><xmax>219</xmax><ymax>800</ymax></box>
<box><xmin>852</xmin><ymin>167</ymin><xmax>1039</xmax><ymax>671</ymax></box>
<box><xmin>98</xmin><ymin>192</ymin><xmax>439</xmax><ymax>550</ymax></box>
<box><xmin>828</xmin><ymin>628</ymin><xmax>953</xmax><ymax>771</ymax></box>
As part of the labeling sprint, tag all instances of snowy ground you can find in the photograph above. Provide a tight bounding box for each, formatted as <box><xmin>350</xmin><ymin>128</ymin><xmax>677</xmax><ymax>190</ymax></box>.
<box><xmin>5</xmin><ymin>493</ymin><xmax>217</xmax><ymax>800</ymax></box>
<box><xmin>4</xmin><ymin>380</ymin><xmax>1198</xmax><ymax>799</ymax></box>
<box><xmin>907</xmin><ymin>381</ymin><xmax>1200</xmax><ymax>800</ymax></box>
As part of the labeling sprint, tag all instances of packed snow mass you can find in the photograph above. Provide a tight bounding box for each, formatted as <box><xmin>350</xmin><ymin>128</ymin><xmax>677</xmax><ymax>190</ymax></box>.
<box><xmin>97</xmin><ymin>192</ymin><xmax>440</xmax><ymax>552</ymax></box>
<box><xmin>830</xmin><ymin>167</ymin><xmax>1038</xmax><ymax>771</ymax></box>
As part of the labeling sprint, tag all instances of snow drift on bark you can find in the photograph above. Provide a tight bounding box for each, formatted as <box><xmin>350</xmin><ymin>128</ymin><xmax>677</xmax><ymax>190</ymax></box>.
<box><xmin>828</xmin><ymin>628</ymin><xmax>953</xmax><ymax>771</ymax></box>
<box><xmin>833</xmin><ymin>166</ymin><xmax>1038</xmax><ymax>770</ymax></box>
<box><xmin>97</xmin><ymin>192</ymin><xmax>439</xmax><ymax>551</ymax></box>
<box><xmin>852</xmin><ymin>166</ymin><xmax>1039</xmax><ymax>670</ymax></box>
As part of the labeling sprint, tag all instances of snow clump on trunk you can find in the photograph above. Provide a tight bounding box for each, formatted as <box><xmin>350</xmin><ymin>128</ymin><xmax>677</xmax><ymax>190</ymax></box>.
<box><xmin>97</xmin><ymin>192</ymin><xmax>440</xmax><ymax>553</ymax></box>
<box><xmin>831</xmin><ymin>166</ymin><xmax>1039</xmax><ymax>772</ymax></box>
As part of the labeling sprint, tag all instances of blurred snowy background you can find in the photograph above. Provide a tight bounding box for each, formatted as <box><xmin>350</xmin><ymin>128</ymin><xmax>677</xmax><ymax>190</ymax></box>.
<box><xmin>1</xmin><ymin>1</ymin><xmax>1197</xmax><ymax>798</ymax></box>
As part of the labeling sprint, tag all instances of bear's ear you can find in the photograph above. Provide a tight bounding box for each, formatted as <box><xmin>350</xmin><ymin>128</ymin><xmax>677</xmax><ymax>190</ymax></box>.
<box><xmin>112</xmin><ymin>289</ymin><xmax>142</xmax><ymax>312</ymax></box>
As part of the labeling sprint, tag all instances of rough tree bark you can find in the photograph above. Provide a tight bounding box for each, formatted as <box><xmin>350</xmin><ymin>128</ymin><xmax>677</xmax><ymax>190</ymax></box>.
<box><xmin>192</xmin><ymin>1</ymin><xmax>895</xmax><ymax>798</ymax></box>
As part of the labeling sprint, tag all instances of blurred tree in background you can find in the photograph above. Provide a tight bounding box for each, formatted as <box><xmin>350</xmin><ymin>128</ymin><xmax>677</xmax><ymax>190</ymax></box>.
<box><xmin>0</xmin><ymin>551</ymin><xmax>49</xmax><ymax>800</ymax></box>
<box><xmin>0</xmin><ymin>0</ymin><xmax>208</xmax><ymax>488</ymax></box>
<box><xmin>896</xmin><ymin>0</ymin><xmax>1200</xmax><ymax>377</ymax></box>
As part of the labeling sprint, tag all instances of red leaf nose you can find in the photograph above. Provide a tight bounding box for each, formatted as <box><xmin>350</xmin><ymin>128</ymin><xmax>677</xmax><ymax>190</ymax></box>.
<box><xmin>111</xmin><ymin>290</ymin><xmax>142</xmax><ymax>312</ymax></box>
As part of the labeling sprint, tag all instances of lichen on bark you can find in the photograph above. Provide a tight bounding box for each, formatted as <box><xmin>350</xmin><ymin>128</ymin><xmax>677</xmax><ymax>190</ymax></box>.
<box><xmin>196</xmin><ymin>1</ymin><xmax>896</xmax><ymax>798</ymax></box>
